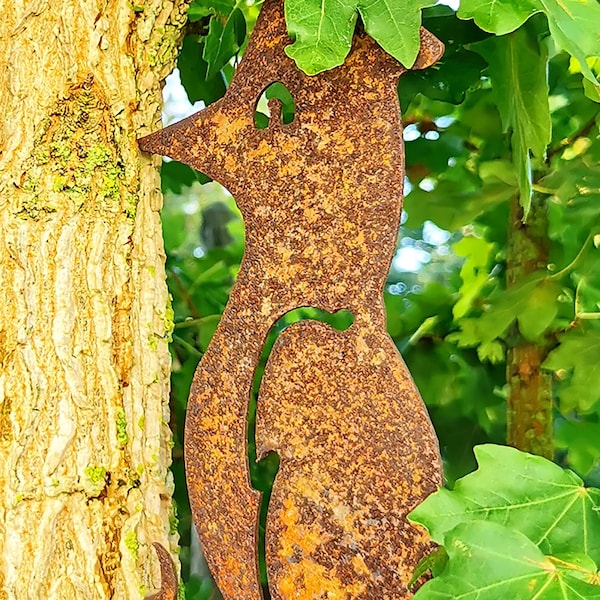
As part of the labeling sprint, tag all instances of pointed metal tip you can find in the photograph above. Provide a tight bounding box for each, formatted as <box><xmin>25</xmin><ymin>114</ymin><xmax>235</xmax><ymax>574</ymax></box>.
<box><xmin>413</xmin><ymin>28</ymin><xmax>445</xmax><ymax>71</ymax></box>
<box><xmin>138</xmin><ymin>129</ymin><xmax>169</xmax><ymax>156</ymax></box>
<box><xmin>145</xmin><ymin>543</ymin><xmax>178</xmax><ymax>600</ymax></box>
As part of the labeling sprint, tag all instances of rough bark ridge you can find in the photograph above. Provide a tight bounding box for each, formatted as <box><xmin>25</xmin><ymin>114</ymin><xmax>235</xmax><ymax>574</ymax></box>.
<box><xmin>0</xmin><ymin>2</ymin><xmax>187</xmax><ymax>598</ymax></box>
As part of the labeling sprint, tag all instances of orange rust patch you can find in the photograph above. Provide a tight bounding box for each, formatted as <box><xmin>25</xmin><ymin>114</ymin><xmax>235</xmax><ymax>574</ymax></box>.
<box><xmin>257</xmin><ymin>322</ymin><xmax>441</xmax><ymax>598</ymax></box>
<box><xmin>139</xmin><ymin>1</ymin><xmax>444</xmax><ymax>598</ymax></box>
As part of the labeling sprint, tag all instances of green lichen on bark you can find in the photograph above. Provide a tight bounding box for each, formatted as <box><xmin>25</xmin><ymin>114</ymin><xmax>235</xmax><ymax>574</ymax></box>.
<box><xmin>83</xmin><ymin>466</ymin><xmax>108</xmax><ymax>497</ymax></box>
<box><xmin>164</xmin><ymin>297</ymin><xmax>175</xmax><ymax>342</ymax></box>
<box><xmin>84</xmin><ymin>466</ymin><xmax>107</xmax><ymax>483</ymax></box>
<box><xmin>124</xmin><ymin>530</ymin><xmax>140</xmax><ymax>560</ymax></box>
<box><xmin>169</xmin><ymin>503</ymin><xmax>179</xmax><ymax>536</ymax></box>
<box><xmin>116</xmin><ymin>409</ymin><xmax>129</xmax><ymax>447</ymax></box>
<box><xmin>14</xmin><ymin>77</ymin><xmax>135</xmax><ymax>221</ymax></box>
<box><xmin>0</xmin><ymin>0</ymin><xmax>187</xmax><ymax>596</ymax></box>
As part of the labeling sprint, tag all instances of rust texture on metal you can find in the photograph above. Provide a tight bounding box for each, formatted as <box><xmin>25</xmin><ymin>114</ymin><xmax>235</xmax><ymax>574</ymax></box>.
<box><xmin>139</xmin><ymin>1</ymin><xmax>444</xmax><ymax>597</ymax></box>
<box><xmin>146</xmin><ymin>544</ymin><xmax>178</xmax><ymax>600</ymax></box>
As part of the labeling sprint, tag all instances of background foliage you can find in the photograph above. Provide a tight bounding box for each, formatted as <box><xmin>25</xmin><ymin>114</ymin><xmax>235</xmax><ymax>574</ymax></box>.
<box><xmin>158</xmin><ymin>0</ymin><xmax>600</xmax><ymax>597</ymax></box>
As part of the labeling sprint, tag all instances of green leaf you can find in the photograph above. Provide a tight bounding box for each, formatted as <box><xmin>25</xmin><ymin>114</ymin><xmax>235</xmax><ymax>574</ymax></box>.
<box><xmin>178</xmin><ymin>35</ymin><xmax>227</xmax><ymax>106</ymax></box>
<box><xmin>472</xmin><ymin>26</ymin><xmax>551</xmax><ymax>215</ymax></box>
<box><xmin>405</xmin><ymin>135</ymin><xmax>469</xmax><ymax>182</ymax></box>
<box><xmin>543</xmin><ymin>328</ymin><xmax>600</xmax><ymax>412</ymax></box>
<box><xmin>517</xmin><ymin>278</ymin><xmax>561</xmax><ymax>340</ymax></box>
<box><xmin>284</xmin><ymin>0</ymin><xmax>436</xmax><ymax>75</ymax></box>
<box><xmin>584</xmin><ymin>78</ymin><xmax>600</xmax><ymax>104</ymax></box>
<box><xmin>188</xmin><ymin>0</ymin><xmax>236</xmax><ymax>21</ymax></box>
<box><xmin>477</xmin><ymin>339</ymin><xmax>505</xmax><ymax>364</ymax></box>
<box><xmin>556</xmin><ymin>420</ymin><xmax>600</xmax><ymax>476</ymax></box>
<box><xmin>458</xmin><ymin>0</ymin><xmax>539</xmax><ymax>35</ymax></box>
<box><xmin>404</xmin><ymin>180</ymin><xmax>514</xmax><ymax>231</ymax></box>
<box><xmin>265</xmin><ymin>82</ymin><xmax>296</xmax><ymax>125</ymax></box>
<box><xmin>409</xmin><ymin>546</ymin><xmax>448</xmax><ymax>588</ymax></box>
<box><xmin>544</xmin><ymin>163</ymin><xmax>600</xmax><ymax>255</ymax></box>
<box><xmin>203</xmin><ymin>7</ymin><xmax>246</xmax><ymax>80</ymax></box>
<box><xmin>161</xmin><ymin>160</ymin><xmax>210</xmax><ymax>195</ymax></box>
<box><xmin>450</xmin><ymin>275</ymin><xmax>561</xmax><ymax>354</ymax></box>
<box><xmin>545</xmin><ymin>3</ymin><xmax>600</xmax><ymax>88</ymax></box>
<box><xmin>197</xmin><ymin>314</ymin><xmax>221</xmax><ymax>352</ymax></box>
<box><xmin>399</xmin><ymin>6</ymin><xmax>489</xmax><ymax>107</ymax></box>
<box><xmin>385</xmin><ymin>281</ymin><xmax>455</xmax><ymax>342</ymax></box>
<box><xmin>453</xmin><ymin>235</ymin><xmax>495</xmax><ymax>320</ymax></box>
<box><xmin>283</xmin><ymin>0</ymin><xmax>357</xmax><ymax>75</ymax></box>
<box><xmin>357</xmin><ymin>0</ymin><xmax>436</xmax><ymax>68</ymax></box>
<box><xmin>458</xmin><ymin>0</ymin><xmax>600</xmax><ymax>87</ymax></box>
<box><xmin>413</xmin><ymin>521</ymin><xmax>600</xmax><ymax>600</ymax></box>
<box><xmin>573</xmin><ymin>56</ymin><xmax>600</xmax><ymax>103</ymax></box>
<box><xmin>187</xmin><ymin>2</ymin><xmax>214</xmax><ymax>22</ymax></box>
<box><xmin>409</xmin><ymin>444</ymin><xmax>600</xmax><ymax>562</ymax></box>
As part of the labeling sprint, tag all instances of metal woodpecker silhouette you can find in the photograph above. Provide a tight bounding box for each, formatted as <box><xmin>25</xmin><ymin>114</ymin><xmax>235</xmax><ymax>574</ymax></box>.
<box><xmin>140</xmin><ymin>2</ymin><xmax>444</xmax><ymax>598</ymax></box>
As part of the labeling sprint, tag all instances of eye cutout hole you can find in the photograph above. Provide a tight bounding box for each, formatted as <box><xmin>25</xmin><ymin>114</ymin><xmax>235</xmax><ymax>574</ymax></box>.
<box><xmin>254</xmin><ymin>82</ymin><xmax>296</xmax><ymax>130</ymax></box>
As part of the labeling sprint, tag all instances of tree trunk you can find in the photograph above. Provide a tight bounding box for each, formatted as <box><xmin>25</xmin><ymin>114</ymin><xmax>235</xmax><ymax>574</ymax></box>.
<box><xmin>506</xmin><ymin>193</ymin><xmax>554</xmax><ymax>459</ymax></box>
<box><xmin>0</xmin><ymin>2</ymin><xmax>188</xmax><ymax>598</ymax></box>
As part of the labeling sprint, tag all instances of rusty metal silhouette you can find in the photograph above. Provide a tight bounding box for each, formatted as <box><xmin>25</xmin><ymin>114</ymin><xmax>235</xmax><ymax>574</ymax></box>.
<box><xmin>139</xmin><ymin>2</ymin><xmax>444</xmax><ymax>597</ymax></box>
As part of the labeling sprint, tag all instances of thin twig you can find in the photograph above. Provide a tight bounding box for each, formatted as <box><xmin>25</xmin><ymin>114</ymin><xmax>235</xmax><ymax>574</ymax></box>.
<box><xmin>547</xmin><ymin>116</ymin><xmax>597</xmax><ymax>161</ymax></box>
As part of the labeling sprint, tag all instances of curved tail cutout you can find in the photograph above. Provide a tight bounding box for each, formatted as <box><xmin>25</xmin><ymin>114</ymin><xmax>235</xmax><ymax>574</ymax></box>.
<box><xmin>145</xmin><ymin>543</ymin><xmax>177</xmax><ymax>600</ymax></box>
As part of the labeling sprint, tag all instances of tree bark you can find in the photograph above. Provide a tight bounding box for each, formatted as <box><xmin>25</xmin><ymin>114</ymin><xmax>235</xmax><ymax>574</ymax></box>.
<box><xmin>506</xmin><ymin>193</ymin><xmax>554</xmax><ymax>459</ymax></box>
<box><xmin>0</xmin><ymin>1</ymin><xmax>188</xmax><ymax>598</ymax></box>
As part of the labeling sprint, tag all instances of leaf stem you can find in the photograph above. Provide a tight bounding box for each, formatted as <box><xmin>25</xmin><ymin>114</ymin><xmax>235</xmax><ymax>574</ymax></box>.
<box><xmin>531</xmin><ymin>184</ymin><xmax>555</xmax><ymax>195</ymax></box>
<box><xmin>575</xmin><ymin>312</ymin><xmax>600</xmax><ymax>320</ymax></box>
<box><xmin>546</xmin><ymin>116</ymin><xmax>597</xmax><ymax>161</ymax></box>
<box><xmin>171</xmin><ymin>334</ymin><xmax>203</xmax><ymax>357</ymax></box>
<box><xmin>549</xmin><ymin>231</ymin><xmax>594</xmax><ymax>281</ymax></box>
<box><xmin>174</xmin><ymin>316</ymin><xmax>218</xmax><ymax>329</ymax></box>
<box><xmin>168</xmin><ymin>267</ymin><xmax>201</xmax><ymax>318</ymax></box>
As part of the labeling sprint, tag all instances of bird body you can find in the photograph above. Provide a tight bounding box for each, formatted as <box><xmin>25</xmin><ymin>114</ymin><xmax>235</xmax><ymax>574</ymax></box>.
<box><xmin>139</xmin><ymin>2</ymin><xmax>444</xmax><ymax>597</ymax></box>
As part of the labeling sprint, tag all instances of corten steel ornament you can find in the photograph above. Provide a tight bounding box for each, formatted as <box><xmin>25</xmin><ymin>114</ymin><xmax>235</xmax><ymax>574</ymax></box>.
<box><xmin>140</xmin><ymin>2</ymin><xmax>444</xmax><ymax>598</ymax></box>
